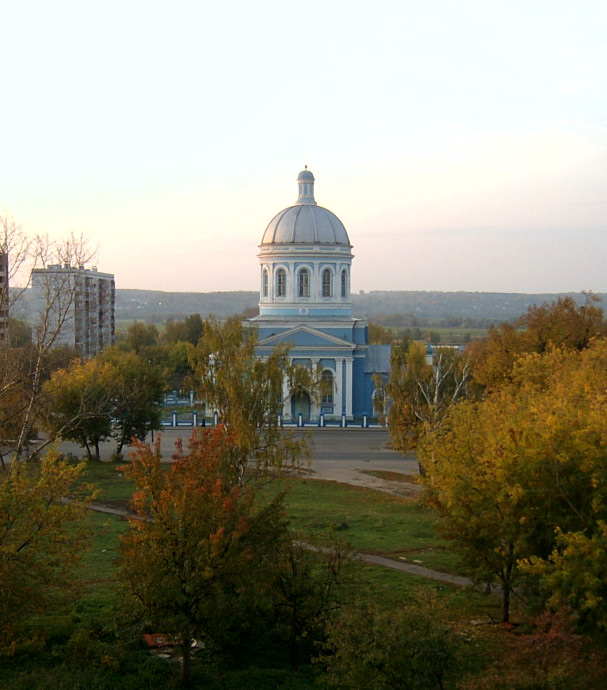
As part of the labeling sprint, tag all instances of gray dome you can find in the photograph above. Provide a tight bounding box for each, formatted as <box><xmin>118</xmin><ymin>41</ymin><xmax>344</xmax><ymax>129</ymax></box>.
<box><xmin>261</xmin><ymin>204</ymin><xmax>350</xmax><ymax>245</ymax></box>
<box><xmin>261</xmin><ymin>168</ymin><xmax>350</xmax><ymax>246</ymax></box>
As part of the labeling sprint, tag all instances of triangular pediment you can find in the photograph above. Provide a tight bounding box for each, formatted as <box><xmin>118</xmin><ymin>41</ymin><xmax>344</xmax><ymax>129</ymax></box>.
<box><xmin>257</xmin><ymin>325</ymin><xmax>354</xmax><ymax>349</ymax></box>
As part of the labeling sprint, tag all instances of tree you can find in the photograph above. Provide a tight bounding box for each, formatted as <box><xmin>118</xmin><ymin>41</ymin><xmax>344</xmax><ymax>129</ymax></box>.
<box><xmin>99</xmin><ymin>348</ymin><xmax>165</xmax><ymax>454</ymax></box>
<box><xmin>420</xmin><ymin>341</ymin><xmax>607</xmax><ymax>622</ymax></box>
<box><xmin>42</xmin><ymin>358</ymin><xmax>114</xmax><ymax>460</ymax></box>
<box><xmin>268</xmin><ymin>534</ymin><xmax>349</xmax><ymax>670</ymax></box>
<box><xmin>0</xmin><ymin>216</ymin><xmax>95</xmax><ymax>461</ymax></box>
<box><xmin>470</xmin><ymin>294</ymin><xmax>607</xmax><ymax>390</ymax></box>
<box><xmin>186</xmin><ymin>317</ymin><xmax>312</xmax><ymax>485</ymax></box>
<box><xmin>386</xmin><ymin>342</ymin><xmax>471</xmax><ymax>455</ymax></box>
<box><xmin>162</xmin><ymin>314</ymin><xmax>204</xmax><ymax>346</ymax></box>
<box><xmin>0</xmin><ymin>451</ymin><xmax>92</xmax><ymax>644</ymax></box>
<box><xmin>120</xmin><ymin>321</ymin><xmax>159</xmax><ymax>354</ymax></box>
<box><xmin>119</xmin><ymin>429</ymin><xmax>287</xmax><ymax>686</ymax></box>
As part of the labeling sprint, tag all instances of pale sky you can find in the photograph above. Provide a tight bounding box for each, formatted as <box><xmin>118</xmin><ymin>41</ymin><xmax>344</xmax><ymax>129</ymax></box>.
<box><xmin>2</xmin><ymin>0</ymin><xmax>606</xmax><ymax>294</ymax></box>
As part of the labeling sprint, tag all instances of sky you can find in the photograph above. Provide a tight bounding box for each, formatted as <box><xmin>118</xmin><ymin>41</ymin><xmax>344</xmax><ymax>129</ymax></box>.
<box><xmin>2</xmin><ymin>0</ymin><xmax>606</xmax><ymax>294</ymax></box>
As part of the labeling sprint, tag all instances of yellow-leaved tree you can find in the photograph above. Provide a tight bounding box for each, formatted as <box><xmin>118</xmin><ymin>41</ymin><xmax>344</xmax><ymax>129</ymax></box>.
<box><xmin>420</xmin><ymin>340</ymin><xmax>607</xmax><ymax>622</ymax></box>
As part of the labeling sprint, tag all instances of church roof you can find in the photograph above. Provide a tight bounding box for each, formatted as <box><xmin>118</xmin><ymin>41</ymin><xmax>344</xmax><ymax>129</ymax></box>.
<box><xmin>261</xmin><ymin>169</ymin><xmax>351</xmax><ymax>246</ymax></box>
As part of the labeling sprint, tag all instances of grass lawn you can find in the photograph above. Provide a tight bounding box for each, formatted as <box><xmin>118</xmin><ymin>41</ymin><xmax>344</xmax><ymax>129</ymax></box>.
<box><xmin>76</xmin><ymin>459</ymin><xmax>464</xmax><ymax>573</ymax></box>
<box><xmin>261</xmin><ymin>477</ymin><xmax>462</xmax><ymax>574</ymax></box>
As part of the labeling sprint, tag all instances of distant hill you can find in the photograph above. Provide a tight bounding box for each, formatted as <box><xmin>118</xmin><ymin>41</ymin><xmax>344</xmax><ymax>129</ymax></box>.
<box><xmin>115</xmin><ymin>289</ymin><xmax>606</xmax><ymax>327</ymax></box>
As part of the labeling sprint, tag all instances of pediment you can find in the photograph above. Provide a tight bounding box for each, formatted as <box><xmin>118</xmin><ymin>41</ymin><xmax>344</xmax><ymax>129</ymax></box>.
<box><xmin>257</xmin><ymin>325</ymin><xmax>354</xmax><ymax>349</ymax></box>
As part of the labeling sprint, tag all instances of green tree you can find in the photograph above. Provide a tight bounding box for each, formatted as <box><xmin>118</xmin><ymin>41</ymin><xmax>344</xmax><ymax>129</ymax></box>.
<box><xmin>319</xmin><ymin>595</ymin><xmax>458</xmax><ymax>690</ymax></box>
<box><xmin>0</xmin><ymin>452</ymin><xmax>92</xmax><ymax>644</ymax></box>
<box><xmin>99</xmin><ymin>348</ymin><xmax>165</xmax><ymax>455</ymax></box>
<box><xmin>121</xmin><ymin>321</ymin><xmax>159</xmax><ymax>354</ymax></box>
<box><xmin>268</xmin><ymin>534</ymin><xmax>349</xmax><ymax>670</ymax></box>
<box><xmin>119</xmin><ymin>429</ymin><xmax>287</xmax><ymax>686</ymax></box>
<box><xmin>162</xmin><ymin>314</ymin><xmax>204</xmax><ymax>346</ymax></box>
<box><xmin>187</xmin><ymin>317</ymin><xmax>312</xmax><ymax>484</ymax></box>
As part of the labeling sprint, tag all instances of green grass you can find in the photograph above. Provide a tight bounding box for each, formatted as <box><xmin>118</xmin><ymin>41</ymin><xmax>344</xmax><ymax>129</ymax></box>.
<box><xmin>260</xmin><ymin>478</ymin><xmax>462</xmax><ymax>574</ymax></box>
<box><xmin>74</xmin><ymin>460</ymin><xmax>464</xmax><ymax>574</ymax></box>
<box><xmin>76</xmin><ymin>459</ymin><xmax>135</xmax><ymax>506</ymax></box>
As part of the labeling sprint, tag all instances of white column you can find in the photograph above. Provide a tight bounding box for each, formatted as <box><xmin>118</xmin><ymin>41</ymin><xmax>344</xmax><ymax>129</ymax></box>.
<box><xmin>335</xmin><ymin>357</ymin><xmax>344</xmax><ymax>415</ymax></box>
<box><xmin>345</xmin><ymin>358</ymin><xmax>353</xmax><ymax>418</ymax></box>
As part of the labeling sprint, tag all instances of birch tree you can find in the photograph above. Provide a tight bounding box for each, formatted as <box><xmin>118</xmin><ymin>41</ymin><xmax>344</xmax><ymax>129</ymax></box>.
<box><xmin>187</xmin><ymin>317</ymin><xmax>313</xmax><ymax>485</ymax></box>
<box><xmin>0</xmin><ymin>214</ymin><xmax>94</xmax><ymax>462</ymax></box>
<box><xmin>386</xmin><ymin>342</ymin><xmax>471</xmax><ymax>455</ymax></box>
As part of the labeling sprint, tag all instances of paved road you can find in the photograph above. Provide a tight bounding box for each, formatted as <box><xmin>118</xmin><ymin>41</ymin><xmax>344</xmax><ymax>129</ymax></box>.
<box><xmin>58</xmin><ymin>427</ymin><xmax>420</xmax><ymax>495</ymax></box>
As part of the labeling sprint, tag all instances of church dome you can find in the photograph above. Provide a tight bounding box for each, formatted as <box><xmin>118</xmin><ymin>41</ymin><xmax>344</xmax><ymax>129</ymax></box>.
<box><xmin>261</xmin><ymin>169</ymin><xmax>350</xmax><ymax>246</ymax></box>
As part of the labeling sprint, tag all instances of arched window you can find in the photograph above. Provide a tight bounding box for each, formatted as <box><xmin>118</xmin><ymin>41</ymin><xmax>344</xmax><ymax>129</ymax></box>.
<box><xmin>262</xmin><ymin>269</ymin><xmax>268</xmax><ymax>297</ymax></box>
<box><xmin>276</xmin><ymin>268</ymin><xmax>286</xmax><ymax>297</ymax></box>
<box><xmin>321</xmin><ymin>369</ymin><xmax>334</xmax><ymax>404</ymax></box>
<box><xmin>322</xmin><ymin>268</ymin><xmax>332</xmax><ymax>297</ymax></box>
<box><xmin>298</xmin><ymin>268</ymin><xmax>310</xmax><ymax>297</ymax></box>
<box><xmin>341</xmin><ymin>268</ymin><xmax>348</xmax><ymax>298</ymax></box>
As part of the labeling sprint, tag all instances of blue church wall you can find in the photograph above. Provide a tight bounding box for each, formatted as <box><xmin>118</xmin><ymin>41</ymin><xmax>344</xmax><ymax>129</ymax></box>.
<box><xmin>352</xmin><ymin>355</ymin><xmax>367</xmax><ymax>417</ymax></box>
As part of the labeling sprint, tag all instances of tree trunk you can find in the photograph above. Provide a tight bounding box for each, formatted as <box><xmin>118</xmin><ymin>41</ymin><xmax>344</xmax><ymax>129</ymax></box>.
<box><xmin>181</xmin><ymin>635</ymin><xmax>192</xmax><ymax>687</ymax></box>
<box><xmin>501</xmin><ymin>582</ymin><xmax>511</xmax><ymax>623</ymax></box>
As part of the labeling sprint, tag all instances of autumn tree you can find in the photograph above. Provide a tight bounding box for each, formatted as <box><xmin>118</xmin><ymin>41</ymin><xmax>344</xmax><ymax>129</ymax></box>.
<box><xmin>42</xmin><ymin>358</ymin><xmax>115</xmax><ymax>460</ymax></box>
<box><xmin>119</xmin><ymin>429</ymin><xmax>288</xmax><ymax>686</ymax></box>
<box><xmin>386</xmin><ymin>341</ymin><xmax>471</xmax><ymax>455</ymax></box>
<box><xmin>186</xmin><ymin>317</ymin><xmax>312</xmax><ymax>484</ymax></box>
<box><xmin>470</xmin><ymin>294</ymin><xmax>606</xmax><ymax>390</ymax></box>
<box><xmin>0</xmin><ymin>452</ymin><xmax>92</xmax><ymax>644</ymax></box>
<box><xmin>420</xmin><ymin>341</ymin><xmax>607</xmax><ymax>622</ymax></box>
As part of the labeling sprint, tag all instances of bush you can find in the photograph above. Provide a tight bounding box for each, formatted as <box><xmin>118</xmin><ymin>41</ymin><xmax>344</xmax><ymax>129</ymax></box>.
<box><xmin>317</xmin><ymin>592</ymin><xmax>459</xmax><ymax>689</ymax></box>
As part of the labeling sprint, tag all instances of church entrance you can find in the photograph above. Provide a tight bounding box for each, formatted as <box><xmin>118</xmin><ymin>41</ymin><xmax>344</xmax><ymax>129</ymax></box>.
<box><xmin>291</xmin><ymin>392</ymin><xmax>311</xmax><ymax>422</ymax></box>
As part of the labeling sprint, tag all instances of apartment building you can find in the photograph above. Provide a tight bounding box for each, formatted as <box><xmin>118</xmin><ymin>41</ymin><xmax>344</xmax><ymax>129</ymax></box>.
<box><xmin>31</xmin><ymin>264</ymin><xmax>115</xmax><ymax>357</ymax></box>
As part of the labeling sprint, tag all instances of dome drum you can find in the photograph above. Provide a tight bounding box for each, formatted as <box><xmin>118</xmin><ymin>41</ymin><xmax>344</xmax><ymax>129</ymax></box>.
<box><xmin>256</xmin><ymin>169</ymin><xmax>353</xmax><ymax>318</ymax></box>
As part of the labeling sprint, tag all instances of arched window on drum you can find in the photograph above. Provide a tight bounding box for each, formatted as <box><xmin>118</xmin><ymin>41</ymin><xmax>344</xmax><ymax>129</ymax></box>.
<box><xmin>298</xmin><ymin>268</ymin><xmax>310</xmax><ymax>297</ymax></box>
<box><xmin>276</xmin><ymin>268</ymin><xmax>287</xmax><ymax>297</ymax></box>
<box><xmin>322</xmin><ymin>268</ymin><xmax>332</xmax><ymax>297</ymax></box>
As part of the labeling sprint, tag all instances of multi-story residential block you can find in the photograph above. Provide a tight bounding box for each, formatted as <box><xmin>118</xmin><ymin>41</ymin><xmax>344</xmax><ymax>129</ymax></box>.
<box><xmin>31</xmin><ymin>264</ymin><xmax>115</xmax><ymax>357</ymax></box>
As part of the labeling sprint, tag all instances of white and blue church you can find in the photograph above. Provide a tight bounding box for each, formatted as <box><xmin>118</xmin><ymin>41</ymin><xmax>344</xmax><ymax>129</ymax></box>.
<box><xmin>248</xmin><ymin>169</ymin><xmax>390</xmax><ymax>424</ymax></box>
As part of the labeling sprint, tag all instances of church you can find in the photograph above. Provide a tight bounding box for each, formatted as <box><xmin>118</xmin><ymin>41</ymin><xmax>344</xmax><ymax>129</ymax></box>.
<box><xmin>247</xmin><ymin>169</ymin><xmax>390</xmax><ymax>424</ymax></box>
